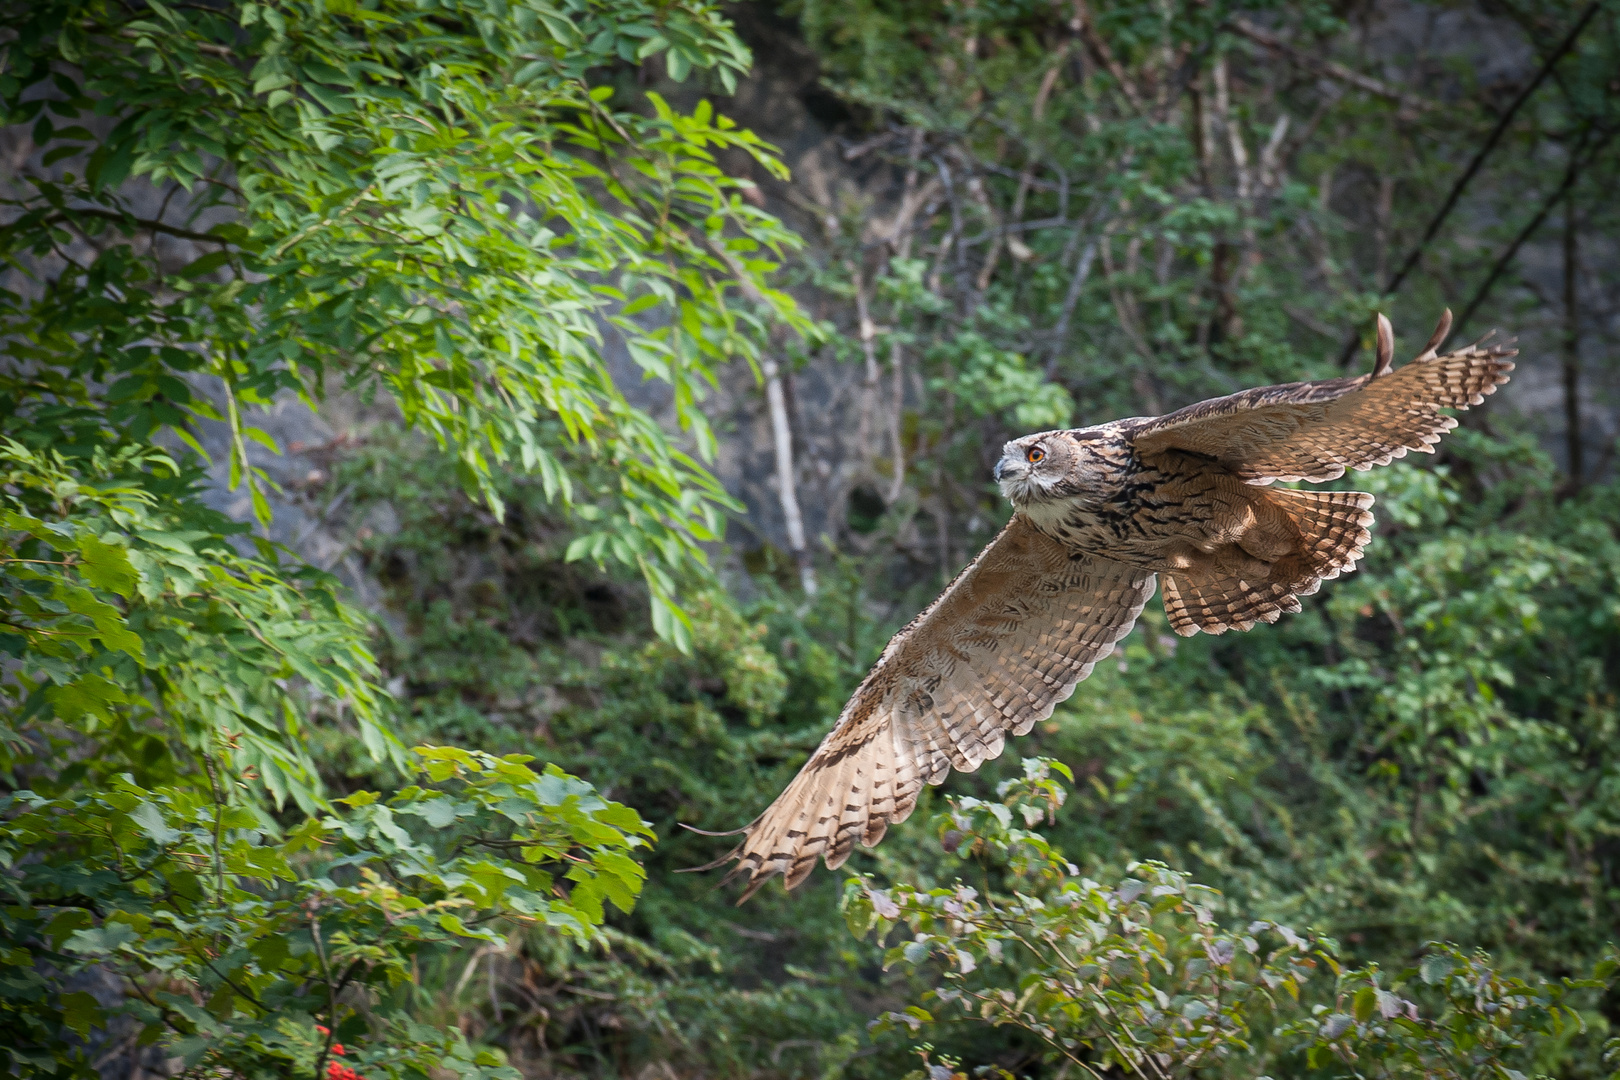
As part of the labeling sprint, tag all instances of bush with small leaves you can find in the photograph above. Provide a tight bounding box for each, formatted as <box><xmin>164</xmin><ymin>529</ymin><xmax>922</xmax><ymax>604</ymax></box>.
<box><xmin>846</xmin><ymin>759</ymin><xmax>1615</xmax><ymax>1080</ymax></box>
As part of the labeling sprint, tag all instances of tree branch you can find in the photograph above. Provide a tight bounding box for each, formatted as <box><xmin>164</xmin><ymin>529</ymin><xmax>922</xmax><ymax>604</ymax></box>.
<box><xmin>1561</xmin><ymin>187</ymin><xmax>1582</xmax><ymax>489</ymax></box>
<box><xmin>1452</xmin><ymin>128</ymin><xmax>1611</xmax><ymax>339</ymax></box>
<box><xmin>38</xmin><ymin>208</ymin><xmax>231</xmax><ymax>245</ymax></box>
<box><xmin>1228</xmin><ymin>18</ymin><xmax>1436</xmax><ymax>114</ymax></box>
<box><xmin>1337</xmin><ymin>0</ymin><xmax>1602</xmax><ymax>367</ymax></box>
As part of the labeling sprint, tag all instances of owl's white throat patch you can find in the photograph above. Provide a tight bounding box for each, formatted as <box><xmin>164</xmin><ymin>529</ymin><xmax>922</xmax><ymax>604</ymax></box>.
<box><xmin>1017</xmin><ymin>494</ymin><xmax>1084</xmax><ymax>535</ymax></box>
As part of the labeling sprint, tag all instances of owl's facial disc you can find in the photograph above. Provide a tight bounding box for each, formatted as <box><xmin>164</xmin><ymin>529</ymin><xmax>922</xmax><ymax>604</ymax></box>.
<box><xmin>995</xmin><ymin>432</ymin><xmax>1069</xmax><ymax>507</ymax></box>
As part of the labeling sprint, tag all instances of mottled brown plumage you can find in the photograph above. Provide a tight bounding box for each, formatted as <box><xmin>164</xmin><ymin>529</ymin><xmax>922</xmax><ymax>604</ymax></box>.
<box><xmin>699</xmin><ymin>310</ymin><xmax>1514</xmax><ymax>901</ymax></box>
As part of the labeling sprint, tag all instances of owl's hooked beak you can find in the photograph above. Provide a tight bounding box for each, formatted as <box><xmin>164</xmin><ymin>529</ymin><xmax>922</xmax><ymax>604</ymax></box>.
<box><xmin>993</xmin><ymin>455</ymin><xmax>1025</xmax><ymax>483</ymax></box>
<box><xmin>994</xmin><ymin>452</ymin><xmax>1034</xmax><ymax>504</ymax></box>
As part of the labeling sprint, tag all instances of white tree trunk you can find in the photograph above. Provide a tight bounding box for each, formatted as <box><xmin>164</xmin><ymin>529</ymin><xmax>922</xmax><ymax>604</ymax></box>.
<box><xmin>762</xmin><ymin>353</ymin><xmax>816</xmax><ymax>595</ymax></box>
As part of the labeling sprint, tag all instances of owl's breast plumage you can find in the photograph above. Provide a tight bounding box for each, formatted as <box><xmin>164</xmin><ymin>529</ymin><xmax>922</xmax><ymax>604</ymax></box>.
<box><xmin>1025</xmin><ymin>448</ymin><xmax>1220</xmax><ymax>569</ymax></box>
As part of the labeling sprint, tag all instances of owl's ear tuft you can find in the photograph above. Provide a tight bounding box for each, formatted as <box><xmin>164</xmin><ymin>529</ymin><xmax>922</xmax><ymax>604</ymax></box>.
<box><xmin>1372</xmin><ymin>313</ymin><xmax>1394</xmax><ymax>378</ymax></box>
<box><xmin>1415</xmin><ymin>308</ymin><xmax>1453</xmax><ymax>363</ymax></box>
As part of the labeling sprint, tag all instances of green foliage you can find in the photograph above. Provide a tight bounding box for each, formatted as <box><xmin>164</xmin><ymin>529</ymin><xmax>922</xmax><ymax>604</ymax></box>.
<box><xmin>0</xmin><ymin>1</ymin><xmax>808</xmax><ymax>1077</ymax></box>
<box><xmin>2</xmin><ymin>0</ymin><xmax>810</xmax><ymax>647</ymax></box>
<box><xmin>0</xmin><ymin>438</ymin><xmax>386</xmax><ymax>808</ymax></box>
<box><xmin>0</xmin><ymin>746</ymin><xmax>652</xmax><ymax>1080</ymax></box>
<box><xmin>850</xmin><ymin>761</ymin><xmax>1615</xmax><ymax>1079</ymax></box>
<box><xmin>316</xmin><ymin>438</ymin><xmax>875</xmax><ymax>1074</ymax></box>
<box><xmin>926</xmin><ymin>329</ymin><xmax>1073</xmax><ymax>432</ymax></box>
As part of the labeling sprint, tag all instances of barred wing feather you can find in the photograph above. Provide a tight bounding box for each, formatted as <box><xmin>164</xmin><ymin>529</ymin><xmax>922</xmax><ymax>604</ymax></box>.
<box><xmin>1128</xmin><ymin>312</ymin><xmax>1515</xmax><ymax>483</ymax></box>
<box><xmin>704</xmin><ymin>516</ymin><xmax>1155</xmax><ymax>902</ymax></box>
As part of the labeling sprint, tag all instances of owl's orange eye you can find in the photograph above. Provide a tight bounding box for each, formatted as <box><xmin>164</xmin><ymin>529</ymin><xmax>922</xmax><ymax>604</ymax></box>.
<box><xmin>1027</xmin><ymin>446</ymin><xmax>1045</xmax><ymax>464</ymax></box>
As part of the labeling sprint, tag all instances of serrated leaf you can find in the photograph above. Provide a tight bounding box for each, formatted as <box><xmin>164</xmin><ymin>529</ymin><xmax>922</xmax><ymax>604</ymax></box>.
<box><xmin>130</xmin><ymin>800</ymin><xmax>181</xmax><ymax>845</ymax></box>
<box><xmin>77</xmin><ymin>535</ymin><xmax>138</xmax><ymax>598</ymax></box>
<box><xmin>179</xmin><ymin>250</ymin><xmax>232</xmax><ymax>279</ymax></box>
<box><xmin>60</xmin><ymin>991</ymin><xmax>103</xmax><ymax>1036</ymax></box>
<box><xmin>1421</xmin><ymin>954</ymin><xmax>1455</xmax><ymax>985</ymax></box>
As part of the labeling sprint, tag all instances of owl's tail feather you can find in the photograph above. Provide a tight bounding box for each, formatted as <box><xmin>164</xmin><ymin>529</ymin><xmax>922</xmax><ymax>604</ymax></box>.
<box><xmin>1276</xmin><ymin>489</ymin><xmax>1377</xmax><ymax>581</ymax></box>
<box><xmin>1161</xmin><ymin>570</ymin><xmax>1300</xmax><ymax>636</ymax></box>
<box><xmin>1162</xmin><ymin>489</ymin><xmax>1375</xmax><ymax>636</ymax></box>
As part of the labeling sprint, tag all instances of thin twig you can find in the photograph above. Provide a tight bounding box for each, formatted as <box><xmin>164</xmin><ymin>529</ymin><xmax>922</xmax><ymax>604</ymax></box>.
<box><xmin>1074</xmin><ymin>0</ymin><xmax>1145</xmax><ymax>115</ymax></box>
<box><xmin>272</xmin><ymin>185</ymin><xmax>373</xmax><ymax>259</ymax></box>
<box><xmin>114</xmin><ymin>26</ymin><xmax>235</xmax><ymax>57</ymax></box>
<box><xmin>1228</xmin><ymin>17</ymin><xmax>1436</xmax><ymax>113</ymax></box>
<box><xmin>1337</xmin><ymin>0</ymin><xmax>1602</xmax><ymax>367</ymax></box>
<box><xmin>1452</xmin><ymin>127</ymin><xmax>1611</xmax><ymax>338</ymax></box>
<box><xmin>34</xmin><ymin>208</ymin><xmax>229</xmax><ymax>246</ymax></box>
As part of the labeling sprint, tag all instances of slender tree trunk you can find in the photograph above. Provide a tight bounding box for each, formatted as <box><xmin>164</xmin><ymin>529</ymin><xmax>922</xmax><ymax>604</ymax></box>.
<box><xmin>1192</xmin><ymin>68</ymin><xmax>1214</xmax><ymax>195</ymax></box>
<box><xmin>763</xmin><ymin>352</ymin><xmax>816</xmax><ymax>595</ymax></box>
<box><xmin>886</xmin><ymin>337</ymin><xmax>907</xmax><ymax>506</ymax></box>
<box><xmin>1374</xmin><ymin>174</ymin><xmax>1395</xmax><ymax>285</ymax></box>
<box><xmin>1563</xmin><ymin>192</ymin><xmax>1583</xmax><ymax>488</ymax></box>
<box><xmin>849</xmin><ymin>257</ymin><xmax>882</xmax><ymax>467</ymax></box>
<box><xmin>887</xmin><ymin>137</ymin><xmax>924</xmax><ymax>505</ymax></box>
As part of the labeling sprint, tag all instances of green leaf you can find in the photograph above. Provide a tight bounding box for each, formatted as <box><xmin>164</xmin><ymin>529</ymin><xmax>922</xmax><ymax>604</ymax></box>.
<box><xmin>666</xmin><ymin>48</ymin><xmax>692</xmax><ymax>82</ymax></box>
<box><xmin>59</xmin><ymin>992</ymin><xmax>103</xmax><ymax>1037</ymax></box>
<box><xmin>437</xmin><ymin>913</ymin><xmax>474</xmax><ymax>936</ymax></box>
<box><xmin>179</xmin><ymin>250</ymin><xmax>232</xmax><ymax>279</ymax></box>
<box><xmin>77</xmin><ymin>534</ymin><xmax>138</xmax><ymax>598</ymax></box>
<box><xmin>130</xmin><ymin>800</ymin><xmax>182</xmax><ymax>845</ymax></box>
<box><xmin>409</xmin><ymin>795</ymin><xmax>459</xmax><ymax>828</ymax></box>
<box><xmin>47</xmin><ymin>675</ymin><xmax>130</xmax><ymax>723</ymax></box>
<box><xmin>621</xmin><ymin>293</ymin><xmax>663</xmax><ymax>317</ymax></box>
<box><xmin>65</xmin><ymin>922</ymin><xmax>138</xmax><ymax>956</ymax></box>
<box><xmin>1421</xmin><ymin>954</ymin><xmax>1455</xmax><ymax>986</ymax></box>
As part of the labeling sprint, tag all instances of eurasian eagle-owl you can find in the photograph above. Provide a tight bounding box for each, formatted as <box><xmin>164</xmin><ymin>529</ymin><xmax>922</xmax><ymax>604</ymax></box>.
<box><xmin>699</xmin><ymin>309</ymin><xmax>1514</xmax><ymax>901</ymax></box>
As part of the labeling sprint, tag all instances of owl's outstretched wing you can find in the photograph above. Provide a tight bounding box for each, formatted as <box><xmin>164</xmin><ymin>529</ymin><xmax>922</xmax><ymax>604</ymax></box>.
<box><xmin>1127</xmin><ymin>311</ymin><xmax>1515</xmax><ymax>483</ymax></box>
<box><xmin>698</xmin><ymin>515</ymin><xmax>1155</xmax><ymax>902</ymax></box>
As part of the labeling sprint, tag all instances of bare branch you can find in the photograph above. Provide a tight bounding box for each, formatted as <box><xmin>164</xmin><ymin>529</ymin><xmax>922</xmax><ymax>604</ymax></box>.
<box><xmin>1228</xmin><ymin>18</ymin><xmax>1437</xmax><ymax>113</ymax></box>
<box><xmin>762</xmin><ymin>351</ymin><xmax>816</xmax><ymax>596</ymax></box>
<box><xmin>1453</xmin><ymin>127</ymin><xmax>1612</xmax><ymax>340</ymax></box>
<box><xmin>842</xmin><ymin>130</ymin><xmax>899</xmax><ymax>162</ymax></box>
<box><xmin>1338</xmin><ymin>0</ymin><xmax>1602</xmax><ymax>366</ymax></box>
<box><xmin>34</xmin><ymin>208</ymin><xmax>231</xmax><ymax>246</ymax></box>
<box><xmin>1074</xmin><ymin>0</ymin><xmax>1145</xmax><ymax>116</ymax></box>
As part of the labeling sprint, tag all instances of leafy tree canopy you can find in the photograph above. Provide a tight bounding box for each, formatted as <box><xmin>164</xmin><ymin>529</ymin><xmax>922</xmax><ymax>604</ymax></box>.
<box><xmin>5</xmin><ymin>0</ymin><xmax>1620</xmax><ymax>1078</ymax></box>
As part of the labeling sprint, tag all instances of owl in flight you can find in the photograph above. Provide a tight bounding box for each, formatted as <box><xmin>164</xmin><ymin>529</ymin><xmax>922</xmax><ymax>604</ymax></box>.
<box><xmin>700</xmin><ymin>310</ymin><xmax>1514</xmax><ymax>901</ymax></box>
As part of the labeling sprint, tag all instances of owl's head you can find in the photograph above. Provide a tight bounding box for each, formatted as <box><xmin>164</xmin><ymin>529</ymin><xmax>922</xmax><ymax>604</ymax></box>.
<box><xmin>993</xmin><ymin>430</ymin><xmax>1077</xmax><ymax>507</ymax></box>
